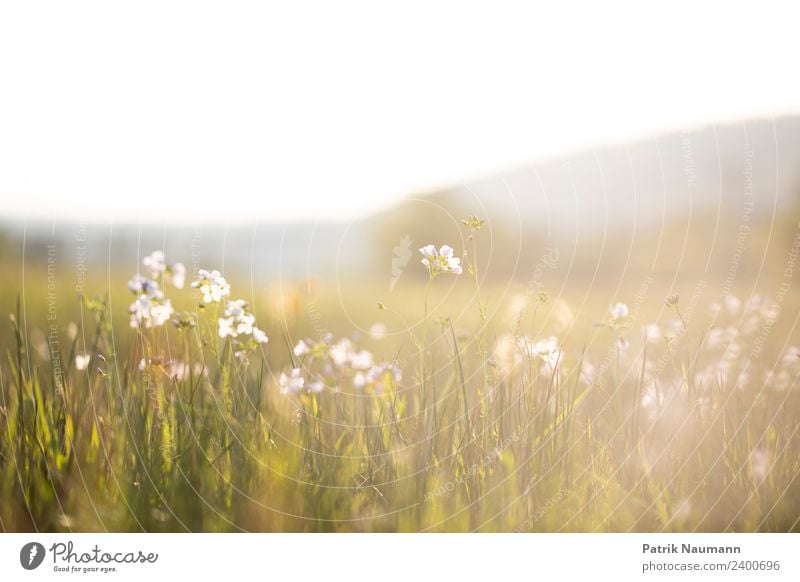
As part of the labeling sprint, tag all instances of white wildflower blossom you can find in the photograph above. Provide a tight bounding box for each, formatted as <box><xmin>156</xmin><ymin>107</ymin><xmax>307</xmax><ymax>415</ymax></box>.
<box><xmin>330</xmin><ymin>338</ymin><xmax>354</xmax><ymax>367</ymax></box>
<box><xmin>357</xmin><ymin>362</ymin><xmax>402</xmax><ymax>394</ymax></box>
<box><xmin>750</xmin><ymin>448</ymin><xmax>770</xmax><ymax>482</ymax></box>
<box><xmin>643</xmin><ymin>324</ymin><xmax>661</xmax><ymax>343</ymax></box>
<box><xmin>493</xmin><ymin>334</ymin><xmax>524</xmax><ymax>375</ymax></box>
<box><xmin>128</xmin><ymin>292</ymin><xmax>173</xmax><ymax>329</ymax></box>
<box><xmin>168</xmin><ymin>262</ymin><xmax>186</xmax><ymax>289</ymax></box>
<box><xmin>75</xmin><ymin>353</ymin><xmax>91</xmax><ymax>371</ymax></box>
<box><xmin>349</xmin><ymin>349</ymin><xmax>374</xmax><ymax>370</ymax></box>
<box><xmin>579</xmin><ymin>359</ymin><xmax>596</xmax><ymax>386</ymax></box>
<box><xmin>706</xmin><ymin>326</ymin><xmax>737</xmax><ymax>350</ymax></box>
<box><xmin>279</xmin><ymin>368</ymin><xmax>305</xmax><ymax>394</ymax></box>
<box><xmin>142</xmin><ymin>250</ymin><xmax>186</xmax><ymax>289</ymax></box>
<box><xmin>150</xmin><ymin>300</ymin><xmax>174</xmax><ymax>327</ymax></box>
<box><xmin>293</xmin><ymin>340</ymin><xmax>310</xmax><ymax>357</ymax></box>
<box><xmin>782</xmin><ymin>346</ymin><xmax>800</xmax><ymax>368</ymax></box>
<box><xmin>252</xmin><ymin>327</ymin><xmax>269</xmax><ymax>344</ymax></box>
<box><xmin>353</xmin><ymin>372</ymin><xmax>367</xmax><ymax>389</ymax></box>
<box><xmin>608</xmin><ymin>302</ymin><xmax>629</xmax><ymax>320</ymax></box>
<box><xmin>127</xmin><ymin>274</ymin><xmax>160</xmax><ymax>296</ymax></box>
<box><xmin>191</xmin><ymin>269</ymin><xmax>231</xmax><ymax>304</ymax></box>
<box><xmin>664</xmin><ymin>319</ymin><xmax>683</xmax><ymax>337</ymax></box>
<box><xmin>127</xmin><ymin>254</ymin><xmax>179</xmax><ymax>329</ymax></box>
<box><xmin>217</xmin><ymin>299</ymin><xmax>267</xmax><ymax>344</ymax></box>
<box><xmin>764</xmin><ymin>369</ymin><xmax>792</xmax><ymax>391</ymax></box>
<box><xmin>524</xmin><ymin>336</ymin><xmax>562</xmax><ymax>370</ymax></box>
<box><xmin>369</xmin><ymin>322</ymin><xmax>387</xmax><ymax>340</ymax></box>
<box><xmin>420</xmin><ymin>244</ymin><xmax>462</xmax><ymax>276</ymax></box>
<box><xmin>723</xmin><ymin>294</ymin><xmax>741</xmax><ymax>315</ymax></box>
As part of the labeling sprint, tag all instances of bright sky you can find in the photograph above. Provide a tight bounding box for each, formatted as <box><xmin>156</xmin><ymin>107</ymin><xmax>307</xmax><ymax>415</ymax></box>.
<box><xmin>1</xmin><ymin>1</ymin><xmax>799</xmax><ymax>224</ymax></box>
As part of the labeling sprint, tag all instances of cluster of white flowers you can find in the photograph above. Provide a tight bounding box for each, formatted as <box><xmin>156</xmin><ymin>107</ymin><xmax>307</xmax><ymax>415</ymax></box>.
<box><xmin>764</xmin><ymin>345</ymin><xmax>800</xmax><ymax>391</ymax></box>
<box><xmin>280</xmin><ymin>334</ymin><xmax>401</xmax><ymax>395</ymax></box>
<box><xmin>524</xmin><ymin>335</ymin><xmax>562</xmax><ymax>370</ymax></box>
<box><xmin>128</xmin><ymin>251</ymin><xmax>185</xmax><ymax>328</ymax></box>
<box><xmin>608</xmin><ymin>302</ymin><xmax>629</xmax><ymax>320</ymax></box>
<box><xmin>353</xmin><ymin>362</ymin><xmax>402</xmax><ymax>394</ymax></box>
<box><xmin>75</xmin><ymin>353</ymin><xmax>91</xmax><ymax>371</ymax></box>
<box><xmin>191</xmin><ymin>269</ymin><xmax>231</xmax><ymax>304</ymax></box>
<box><xmin>142</xmin><ymin>250</ymin><xmax>186</xmax><ymax>289</ymax></box>
<box><xmin>688</xmin><ymin>294</ymin><xmax>788</xmax><ymax>391</ymax></box>
<box><xmin>493</xmin><ymin>334</ymin><xmax>563</xmax><ymax>376</ymax></box>
<box><xmin>186</xmin><ymin>268</ymin><xmax>268</xmax><ymax>353</ymax></box>
<box><xmin>642</xmin><ymin>323</ymin><xmax>662</xmax><ymax>343</ymax></box>
<box><xmin>749</xmin><ymin>448</ymin><xmax>771</xmax><ymax>482</ymax></box>
<box><xmin>708</xmin><ymin>294</ymin><xmax>742</xmax><ymax>317</ymax></box>
<box><xmin>218</xmin><ymin>299</ymin><xmax>268</xmax><ymax>344</ymax></box>
<box><xmin>138</xmin><ymin>358</ymin><xmax>208</xmax><ymax>381</ymax></box>
<box><xmin>419</xmin><ymin>244</ymin><xmax>462</xmax><ymax>276</ymax></box>
<box><xmin>594</xmin><ymin>302</ymin><xmax>631</xmax><ymax>349</ymax></box>
<box><xmin>279</xmin><ymin>368</ymin><xmax>309</xmax><ymax>394</ymax></box>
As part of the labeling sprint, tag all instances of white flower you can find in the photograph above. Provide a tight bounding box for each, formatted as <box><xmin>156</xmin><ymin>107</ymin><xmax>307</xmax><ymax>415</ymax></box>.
<box><xmin>129</xmin><ymin>295</ymin><xmax>150</xmax><ymax>327</ymax></box>
<box><xmin>75</xmin><ymin>353</ymin><xmax>91</xmax><ymax>371</ymax></box>
<box><xmin>642</xmin><ymin>324</ymin><xmax>661</xmax><ymax>343</ymax></box>
<box><xmin>142</xmin><ymin>250</ymin><xmax>166</xmax><ymax>276</ymax></box>
<box><xmin>724</xmin><ymin>295</ymin><xmax>741</xmax><ymax>315</ymax></box>
<box><xmin>609</xmin><ymin>302</ymin><xmax>629</xmax><ymax>320</ymax></box>
<box><xmin>329</xmin><ymin>338</ymin><xmax>375</xmax><ymax>370</ymax></box>
<box><xmin>218</xmin><ymin>316</ymin><xmax>235</xmax><ymax>338</ymax></box>
<box><xmin>330</xmin><ymin>338</ymin><xmax>354</xmax><ymax>367</ymax></box>
<box><xmin>129</xmin><ymin>294</ymin><xmax>172</xmax><ymax>328</ymax></box>
<box><xmin>349</xmin><ymin>349</ymin><xmax>374</xmax><ymax>370</ymax></box>
<box><xmin>142</xmin><ymin>250</ymin><xmax>186</xmax><ymax>289</ymax></box>
<box><xmin>150</xmin><ymin>299</ymin><xmax>174</xmax><ymax>327</ymax></box>
<box><xmin>706</xmin><ymin>326</ymin><xmax>736</xmax><ymax>350</ymax></box>
<box><xmin>420</xmin><ymin>243</ymin><xmax>462</xmax><ymax>276</ymax></box>
<box><xmin>750</xmin><ymin>448</ymin><xmax>770</xmax><ymax>482</ymax></box>
<box><xmin>356</xmin><ymin>362</ymin><xmax>402</xmax><ymax>394</ymax></box>
<box><xmin>353</xmin><ymin>372</ymin><xmax>367</xmax><ymax>389</ymax></box>
<box><xmin>279</xmin><ymin>368</ymin><xmax>305</xmax><ymax>394</ymax></box>
<box><xmin>252</xmin><ymin>327</ymin><xmax>269</xmax><ymax>344</ymax></box>
<box><xmin>579</xmin><ymin>359</ymin><xmax>596</xmax><ymax>386</ymax></box>
<box><xmin>369</xmin><ymin>322</ymin><xmax>387</xmax><ymax>340</ymax></box>
<box><xmin>217</xmin><ymin>299</ymin><xmax>261</xmax><ymax>340</ymax></box>
<box><xmin>523</xmin><ymin>336</ymin><xmax>562</xmax><ymax>370</ymax></box>
<box><xmin>128</xmin><ymin>274</ymin><xmax>160</xmax><ymax>297</ymax></box>
<box><xmin>191</xmin><ymin>269</ymin><xmax>231</xmax><ymax>304</ymax></box>
<box><xmin>664</xmin><ymin>319</ymin><xmax>683</xmax><ymax>336</ymax></box>
<box><xmin>309</xmin><ymin>380</ymin><xmax>325</xmax><ymax>393</ymax></box>
<box><xmin>127</xmin><ymin>261</ymin><xmax>175</xmax><ymax>329</ymax></box>
<box><xmin>782</xmin><ymin>346</ymin><xmax>800</xmax><ymax>368</ymax></box>
<box><xmin>169</xmin><ymin>361</ymin><xmax>187</xmax><ymax>381</ymax></box>
<box><xmin>168</xmin><ymin>262</ymin><xmax>186</xmax><ymax>289</ymax></box>
<box><xmin>293</xmin><ymin>339</ymin><xmax>310</xmax><ymax>356</ymax></box>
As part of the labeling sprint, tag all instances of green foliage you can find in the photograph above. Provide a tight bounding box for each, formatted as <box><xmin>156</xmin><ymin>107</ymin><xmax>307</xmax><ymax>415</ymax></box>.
<box><xmin>1</xmin><ymin>227</ymin><xmax>799</xmax><ymax>532</ymax></box>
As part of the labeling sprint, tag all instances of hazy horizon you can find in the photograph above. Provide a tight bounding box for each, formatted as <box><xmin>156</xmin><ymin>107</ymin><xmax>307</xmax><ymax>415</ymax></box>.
<box><xmin>3</xmin><ymin>1</ymin><xmax>800</xmax><ymax>225</ymax></box>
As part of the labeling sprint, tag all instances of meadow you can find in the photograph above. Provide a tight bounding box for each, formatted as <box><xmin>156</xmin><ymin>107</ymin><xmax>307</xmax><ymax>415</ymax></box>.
<box><xmin>1</xmin><ymin>216</ymin><xmax>799</xmax><ymax>532</ymax></box>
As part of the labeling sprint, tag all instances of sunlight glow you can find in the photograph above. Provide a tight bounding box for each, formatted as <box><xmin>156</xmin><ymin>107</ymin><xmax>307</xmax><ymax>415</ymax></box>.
<box><xmin>1</xmin><ymin>1</ymin><xmax>799</xmax><ymax>224</ymax></box>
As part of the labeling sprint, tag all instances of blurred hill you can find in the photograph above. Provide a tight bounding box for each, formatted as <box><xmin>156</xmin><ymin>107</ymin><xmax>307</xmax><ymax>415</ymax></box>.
<box><xmin>2</xmin><ymin>116</ymin><xmax>798</xmax><ymax>292</ymax></box>
<box><xmin>368</xmin><ymin>116</ymin><xmax>800</xmax><ymax>287</ymax></box>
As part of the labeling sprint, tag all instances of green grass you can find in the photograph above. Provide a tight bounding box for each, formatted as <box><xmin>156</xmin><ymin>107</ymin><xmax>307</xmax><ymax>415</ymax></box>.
<box><xmin>1</xmin><ymin>230</ymin><xmax>799</xmax><ymax>533</ymax></box>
